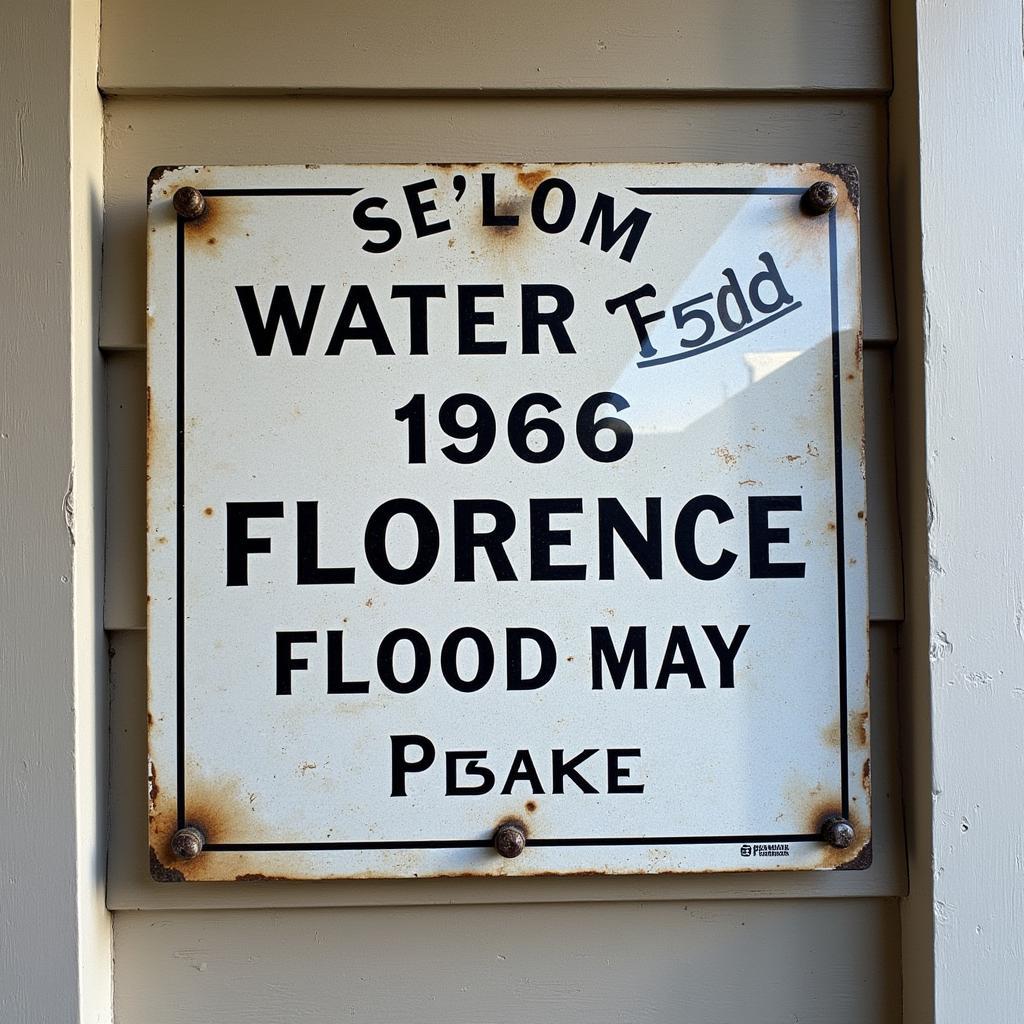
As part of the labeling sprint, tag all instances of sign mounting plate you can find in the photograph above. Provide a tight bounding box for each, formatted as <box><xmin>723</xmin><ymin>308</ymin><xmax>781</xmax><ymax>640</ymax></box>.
<box><xmin>147</xmin><ymin>163</ymin><xmax>868</xmax><ymax>881</ymax></box>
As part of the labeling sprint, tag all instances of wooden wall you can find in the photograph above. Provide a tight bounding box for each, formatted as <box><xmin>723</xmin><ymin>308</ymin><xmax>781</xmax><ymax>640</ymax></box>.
<box><xmin>98</xmin><ymin>3</ymin><xmax>904</xmax><ymax>1020</ymax></box>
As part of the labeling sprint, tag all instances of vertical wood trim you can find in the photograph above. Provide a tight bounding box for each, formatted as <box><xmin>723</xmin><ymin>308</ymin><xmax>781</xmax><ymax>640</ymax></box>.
<box><xmin>71</xmin><ymin>1</ymin><xmax>113</xmax><ymax>1021</ymax></box>
<box><xmin>894</xmin><ymin>2</ymin><xmax>1024</xmax><ymax>1020</ymax></box>
<box><xmin>97</xmin><ymin>0</ymin><xmax>891</xmax><ymax>95</ymax></box>
<box><xmin>0</xmin><ymin>1</ymin><xmax>111</xmax><ymax>1020</ymax></box>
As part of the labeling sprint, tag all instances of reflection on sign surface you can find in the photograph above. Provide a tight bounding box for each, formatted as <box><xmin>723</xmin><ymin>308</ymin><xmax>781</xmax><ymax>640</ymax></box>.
<box><xmin>147</xmin><ymin>164</ymin><xmax>868</xmax><ymax>880</ymax></box>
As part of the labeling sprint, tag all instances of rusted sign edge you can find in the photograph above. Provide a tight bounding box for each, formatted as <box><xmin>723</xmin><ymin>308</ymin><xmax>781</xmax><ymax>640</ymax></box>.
<box><xmin>146</xmin><ymin>162</ymin><xmax>868</xmax><ymax>881</ymax></box>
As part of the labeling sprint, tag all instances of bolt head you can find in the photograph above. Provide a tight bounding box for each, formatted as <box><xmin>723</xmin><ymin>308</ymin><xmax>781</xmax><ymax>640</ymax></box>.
<box><xmin>172</xmin><ymin>186</ymin><xmax>207</xmax><ymax>221</ymax></box>
<box><xmin>821</xmin><ymin>815</ymin><xmax>855</xmax><ymax>849</ymax></box>
<box><xmin>170</xmin><ymin>825</ymin><xmax>205</xmax><ymax>860</ymax></box>
<box><xmin>493</xmin><ymin>822</ymin><xmax>527</xmax><ymax>859</ymax></box>
<box><xmin>801</xmin><ymin>180</ymin><xmax>839</xmax><ymax>217</ymax></box>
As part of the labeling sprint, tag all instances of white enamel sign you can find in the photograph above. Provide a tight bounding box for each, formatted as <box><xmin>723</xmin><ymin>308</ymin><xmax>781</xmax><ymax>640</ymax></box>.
<box><xmin>147</xmin><ymin>163</ymin><xmax>869</xmax><ymax>880</ymax></box>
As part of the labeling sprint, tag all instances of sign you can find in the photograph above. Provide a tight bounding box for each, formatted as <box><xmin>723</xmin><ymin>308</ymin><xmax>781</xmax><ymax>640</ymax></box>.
<box><xmin>147</xmin><ymin>163</ymin><xmax>869</xmax><ymax>881</ymax></box>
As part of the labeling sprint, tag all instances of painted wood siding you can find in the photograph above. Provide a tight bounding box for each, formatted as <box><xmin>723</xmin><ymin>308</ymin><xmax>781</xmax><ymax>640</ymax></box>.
<box><xmin>99</xmin><ymin>3</ymin><xmax>903</xmax><ymax>1020</ymax></box>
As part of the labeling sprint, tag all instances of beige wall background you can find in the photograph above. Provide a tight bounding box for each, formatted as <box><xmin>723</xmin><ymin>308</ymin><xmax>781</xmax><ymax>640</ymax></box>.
<box><xmin>97</xmin><ymin>2</ymin><xmax>905</xmax><ymax>1020</ymax></box>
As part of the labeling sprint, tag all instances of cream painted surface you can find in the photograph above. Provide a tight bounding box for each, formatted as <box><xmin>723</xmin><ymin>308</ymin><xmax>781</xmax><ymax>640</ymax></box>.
<box><xmin>911</xmin><ymin>2</ymin><xmax>1024</xmax><ymax>1020</ymax></box>
<box><xmin>113</xmin><ymin>899</ymin><xmax>903</xmax><ymax>1024</ymax></box>
<box><xmin>0</xmin><ymin>1</ymin><xmax>110</xmax><ymax>1021</ymax></box>
<box><xmin>98</xmin><ymin>0</ymin><xmax>891</xmax><ymax>95</ymax></box>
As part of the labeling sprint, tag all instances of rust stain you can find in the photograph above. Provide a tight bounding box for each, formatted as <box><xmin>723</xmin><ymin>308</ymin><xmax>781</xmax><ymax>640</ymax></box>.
<box><xmin>202</xmin><ymin>506</ymin><xmax>214</xmax><ymax>517</ymax></box>
<box><xmin>149</xmin><ymin>846</ymin><xmax>185</xmax><ymax>882</ymax></box>
<box><xmin>182</xmin><ymin>195</ymin><xmax>246</xmax><ymax>247</ymax></box>
<box><xmin>853</xmin><ymin>709</ymin><xmax>869</xmax><ymax>747</ymax></box>
<box><xmin>507</xmin><ymin>868</ymin><xmax>611</xmax><ymax>879</ymax></box>
<box><xmin>857</xmin><ymin>509</ymin><xmax>865</xmax><ymax>520</ymax></box>
<box><xmin>516</xmin><ymin>167</ymin><xmax>552</xmax><ymax>191</ymax></box>
<box><xmin>183</xmin><ymin>199</ymin><xmax>220</xmax><ymax>241</ymax></box>
<box><xmin>817</xmin><ymin>162</ymin><xmax>860</xmax><ymax>211</ymax></box>
<box><xmin>854</xmin><ymin>330</ymin><xmax>864</xmax><ymax>372</ymax></box>
<box><xmin>235</xmin><ymin>872</ymin><xmax>289</xmax><ymax>882</ymax></box>
<box><xmin>861</xmin><ymin>757</ymin><xmax>871</xmax><ymax>796</ymax></box>
<box><xmin>805</xmin><ymin>799</ymin><xmax>869</xmax><ymax>869</ymax></box>
<box><xmin>495</xmin><ymin>815</ymin><xmax>529</xmax><ymax>836</ymax></box>
<box><xmin>821</xmin><ymin>717</ymin><xmax>841</xmax><ymax>748</ymax></box>
<box><xmin>836</xmin><ymin>839</ymin><xmax>872</xmax><ymax>871</ymax></box>
<box><xmin>714</xmin><ymin>446</ymin><xmax>738</xmax><ymax>467</ymax></box>
<box><xmin>151</xmin><ymin>774</ymin><xmax>249</xmax><ymax>847</ymax></box>
<box><xmin>826</xmin><ymin>521</ymin><xmax>836</xmax><ymax>532</ymax></box>
<box><xmin>524</xmin><ymin>801</ymin><xmax>537</xmax><ymax>813</ymax></box>
<box><xmin>150</xmin><ymin>773</ymin><xmax>298</xmax><ymax>882</ymax></box>
<box><xmin>780</xmin><ymin>772</ymin><xmax>870</xmax><ymax>870</ymax></box>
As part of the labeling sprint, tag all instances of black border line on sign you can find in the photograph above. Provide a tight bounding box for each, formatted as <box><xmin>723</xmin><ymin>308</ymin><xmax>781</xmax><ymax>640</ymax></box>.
<box><xmin>174</xmin><ymin>184</ymin><xmax>849</xmax><ymax>853</ymax></box>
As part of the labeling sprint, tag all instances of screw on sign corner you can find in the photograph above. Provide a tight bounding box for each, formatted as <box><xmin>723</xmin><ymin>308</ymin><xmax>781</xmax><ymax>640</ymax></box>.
<box><xmin>820</xmin><ymin>815</ymin><xmax>855</xmax><ymax>849</ymax></box>
<box><xmin>801</xmin><ymin>180</ymin><xmax>839</xmax><ymax>217</ymax></box>
<box><xmin>172</xmin><ymin>186</ymin><xmax>207</xmax><ymax>221</ymax></box>
<box><xmin>170</xmin><ymin>825</ymin><xmax>206</xmax><ymax>860</ymax></box>
<box><xmin>493</xmin><ymin>821</ymin><xmax>527</xmax><ymax>859</ymax></box>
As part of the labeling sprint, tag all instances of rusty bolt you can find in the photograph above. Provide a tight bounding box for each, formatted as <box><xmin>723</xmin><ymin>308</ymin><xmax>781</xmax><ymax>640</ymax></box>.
<box><xmin>170</xmin><ymin>825</ymin><xmax>205</xmax><ymax>860</ymax></box>
<box><xmin>172</xmin><ymin>186</ymin><xmax>207</xmax><ymax>221</ymax></box>
<box><xmin>493</xmin><ymin>821</ymin><xmax>527</xmax><ymax>859</ymax></box>
<box><xmin>821</xmin><ymin>815</ymin><xmax>855</xmax><ymax>849</ymax></box>
<box><xmin>801</xmin><ymin>180</ymin><xmax>839</xmax><ymax>217</ymax></box>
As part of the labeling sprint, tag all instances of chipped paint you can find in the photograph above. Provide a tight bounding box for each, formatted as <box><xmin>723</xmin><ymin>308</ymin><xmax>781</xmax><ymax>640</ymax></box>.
<box><xmin>516</xmin><ymin>166</ymin><xmax>552</xmax><ymax>190</ymax></box>
<box><xmin>818</xmin><ymin>162</ymin><xmax>861</xmax><ymax>211</ymax></box>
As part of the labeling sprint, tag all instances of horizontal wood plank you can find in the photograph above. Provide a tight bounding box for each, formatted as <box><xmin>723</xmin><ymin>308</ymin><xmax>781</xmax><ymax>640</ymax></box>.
<box><xmin>113</xmin><ymin>897</ymin><xmax>901</xmax><ymax>1023</ymax></box>
<box><xmin>99</xmin><ymin>0</ymin><xmax>890</xmax><ymax>95</ymax></box>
